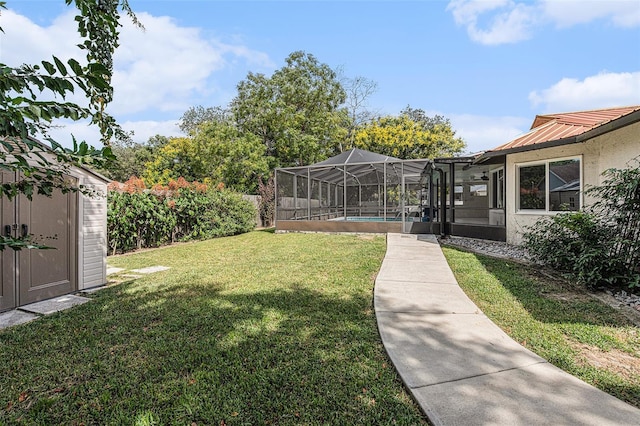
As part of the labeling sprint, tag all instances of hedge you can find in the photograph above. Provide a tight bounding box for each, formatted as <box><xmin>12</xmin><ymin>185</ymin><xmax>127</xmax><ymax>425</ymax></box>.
<box><xmin>107</xmin><ymin>177</ymin><xmax>256</xmax><ymax>254</ymax></box>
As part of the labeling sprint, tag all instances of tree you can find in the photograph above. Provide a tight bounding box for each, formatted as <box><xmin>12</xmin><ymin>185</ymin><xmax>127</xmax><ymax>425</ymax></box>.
<box><xmin>339</xmin><ymin>73</ymin><xmax>378</xmax><ymax>152</ymax></box>
<box><xmin>178</xmin><ymin>105</ymin><xmax>231</xmax><ymax>135</ymax></box>
<box><xmin>142</xmin><ymin>123</ymin><xmax>268</xmax><ymax>193</ymax></box>
<box><xmin>0</xmin><ymin>0</ymin><xmax>139</xmax><ymax>250</ymax></box>
<box><xmin>231</xmin><ymin>51</ymin><xmax>347</xmax><ymax>168</ymax></box>
<box><xmin>101</xmin><ymin>134</ymin><xmax>169</xmax><ymax>182</ymax></box>
<box><xmin>142</xmin><ymin>137</ymin><xmax>207</xmax><ymax>185</ymax></box>
<box><xmin>354</xmin><ymin>108</ymin><xmax>466</xmax><ymax>159</ymax></box>
<box><xmin>194</xmin><ymin>121</ymin><xmax>268</xmax><ymax>193</ymax></box>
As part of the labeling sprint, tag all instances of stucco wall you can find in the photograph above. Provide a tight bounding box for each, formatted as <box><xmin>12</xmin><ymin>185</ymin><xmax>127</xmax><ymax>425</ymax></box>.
<box><xmin>505</xmin><ymin>121</ymin><xmax>640</xmax><ymax>245</ymax></box>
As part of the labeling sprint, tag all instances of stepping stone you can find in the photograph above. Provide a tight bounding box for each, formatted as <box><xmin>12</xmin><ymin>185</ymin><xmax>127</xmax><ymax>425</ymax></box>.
<box><xmin>131</xmin><ymin>266</ymin><xmax>171</xmax><ymax>274</ymax></box>
<box><xmin>20</xmin><ymin>294</ymin><xmax>90</xmax><ymax>316</ymax></box>
<box><xmin>0</xmin><ymin>310</ymin><xmax>38</xmax><ymax>329</ymax></box>
<box><xmin>107</xmin><ymin>266</ymin><xmax>125</xmax><ymax>275</ymax></box>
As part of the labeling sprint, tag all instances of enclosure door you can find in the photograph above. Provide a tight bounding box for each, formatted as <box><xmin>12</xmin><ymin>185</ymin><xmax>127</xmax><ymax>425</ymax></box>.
<box><xmin>0</xmin><ymin>172</ymin><xmax>77</xmax><ymax>311</ymax></box>
<box><xmin>402</xmin><ymin>174</ymin><xmax>423</xmax><ymax>233</ymax></box>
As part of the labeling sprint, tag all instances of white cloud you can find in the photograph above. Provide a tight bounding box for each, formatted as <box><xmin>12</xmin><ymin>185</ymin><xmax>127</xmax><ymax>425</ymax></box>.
<box><xmin>529</xmin><ymin>71</ymin><xmax>640</xmax><ymax>112</ymax></box>
<box><xmin>447</xmin><ymin>0</ymin><xmax>640</xmax><ymax>45</ymax></box>
<box><xmin>38</xmin><ymin>118</ymin><xmax>183</xmax><ymax>149</ymax></box>
<box><xmin>111</xmin><ymin>12</ymin><xmax>273</xmax><ymax>115</ymax></box>
<box><xmin>540</xmin><ymin>0</ymin><xmax>640</xmax><ymax>28</ymax></box>
<box><xmin>0</xmin><ymin>9</ymin><xmax>80</xmax><ymax>65</ymax></box>
<box><xmin>450</xmin><ymin>113</ymin><xmax>529</xmax><ymax>153</ymax></box>
<box><xmin>447</xmin><ymin>0</ymin><xmax>539</xmax><ymax>45</ymax></box>
<box><xmin>120</xmin><ymin>119</ymin><xmax>183</xmax><ymax>143</ymax></box>
<box><xmin>1</xmin><ymin>8</ymin><xmax>275</xmax><ymax>149</ymax></box>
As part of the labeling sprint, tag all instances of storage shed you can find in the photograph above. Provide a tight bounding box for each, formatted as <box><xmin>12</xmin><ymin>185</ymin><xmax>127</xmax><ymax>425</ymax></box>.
<box><xmin>1</xmin><ymin>140</ymin><xmax>109</xmax><ymax>312</ymax></box>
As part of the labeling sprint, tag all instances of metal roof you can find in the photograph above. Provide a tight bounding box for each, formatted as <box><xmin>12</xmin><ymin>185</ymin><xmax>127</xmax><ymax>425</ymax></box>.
<box><xmin>313</xmin><ymin>148</ymin><xmax>402</xmax><ymax>166</ymax></box>
<box><xmin>490</xmin><ymin>106</ymin><xmax>640</xmax><ymax>152</ymax></box>
<box><xmin>276</xmin><ymin>148</ymin><xmax>431</xmax><ymax>186</ymax></box>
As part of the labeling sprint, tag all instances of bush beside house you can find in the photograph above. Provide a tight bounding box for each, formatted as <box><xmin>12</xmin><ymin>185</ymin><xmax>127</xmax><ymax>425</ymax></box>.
<box><xmin>523</xmin><ymin>158</ymin><xmax>640</xmax><ymax>290</ymax></box>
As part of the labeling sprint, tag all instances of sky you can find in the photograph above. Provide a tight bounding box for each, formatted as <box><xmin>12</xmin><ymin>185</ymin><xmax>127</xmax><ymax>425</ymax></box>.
<box><xmin>1</xmin><ymin>0</ymin><xmax>640</xmax><ymax>155</ymax></box>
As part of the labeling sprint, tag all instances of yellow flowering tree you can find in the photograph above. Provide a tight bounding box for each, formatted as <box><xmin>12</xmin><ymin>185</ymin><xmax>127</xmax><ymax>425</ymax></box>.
<box><xmin>354</xmin><ymin>108</ymin><xmax>466</xmax><ymax>159</ymax></box>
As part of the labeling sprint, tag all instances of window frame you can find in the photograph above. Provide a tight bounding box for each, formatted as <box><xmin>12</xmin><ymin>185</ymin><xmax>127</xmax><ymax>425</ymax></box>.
<box><xmin>490</xmin><ymin>167</ymin><xmax>504</xmax><ymax>209</ymax></box>
<box><xmin>516</xmin><ymin>156</ymin><xmax>582</xmax><ymax>214</ymax></box>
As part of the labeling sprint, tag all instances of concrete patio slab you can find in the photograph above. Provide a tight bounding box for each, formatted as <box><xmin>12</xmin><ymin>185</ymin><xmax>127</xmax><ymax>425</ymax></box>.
<box><xmin>413</xmin><ymin>362</ymin><xmax>640</xmax><ymax>426</ymax></box>
<box><xmin>131</xmin><ymin>265</ymin><xmax>170</xmax><ymax>274</ymax></box>
<box><xmin>20</xmin><ymin>294</ymin><xmax>90</xmax><ymax>316</ymax></box>
<box><xmin>374</xmin><ymin>280</ymin><xmax>480</xmax><ymax>314</ymax></box>
<box><xmin>0</xmin><ymin>309</ymin><xmax>38</xmax><ymax>329</ymax></box>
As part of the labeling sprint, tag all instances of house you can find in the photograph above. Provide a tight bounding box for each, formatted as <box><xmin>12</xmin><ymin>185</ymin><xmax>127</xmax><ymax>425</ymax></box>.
<box><xmin>473</xmin><ymin>105</ymin><xmax>640</xmax><ymax>245</ymax></box>
<box><xmin>275</xmin><ymin>106</ymin><xmax>640</xmax><ymax>244</ymax></box>
<box><xmin>1</xmin><ymin>139</ymin><xmax>109</xmax><ymax>312</ymax></box>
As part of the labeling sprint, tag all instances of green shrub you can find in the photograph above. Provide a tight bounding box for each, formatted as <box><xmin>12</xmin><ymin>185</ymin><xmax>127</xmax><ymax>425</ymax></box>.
<box><xmin>108</xmin><ymin>177</ymin><xmax>256</xmax><ymax>254</ymax></box>
<box><xmin>523</xmin><ymin>157</ymin><xmax>640</xmax><ymax>290</ymax></box>
<box><xmin>523</xmin><ymin>212</ymin><xmax>621</xmax><ymax>288</ymax></box>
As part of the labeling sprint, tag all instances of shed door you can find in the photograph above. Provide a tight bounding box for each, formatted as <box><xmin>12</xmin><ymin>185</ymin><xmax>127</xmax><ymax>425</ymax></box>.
<box><xmin>0</xmin><ymin>172</ymin><xmax>16</xmax><ymax>311</ymax></box>
<box><xmin>0</xmin><ymin>172</ymin><xmax>77</xmax><ymax>311</ymax></box>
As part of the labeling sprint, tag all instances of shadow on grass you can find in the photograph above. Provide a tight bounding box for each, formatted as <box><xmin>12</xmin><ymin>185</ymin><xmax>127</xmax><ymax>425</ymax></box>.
<box><xmin>0</xmin><ymin>278</ymin><xmax>426</xmax><ymax>425</ymax></box>
<box><xmin>442</xmin><ymin>246</ymin><xmax>640</xmax><ymax>409</ymax></box>
<box><xmin>257</xmin><ymin>227</ymin><xmax>276</xmax><ymax>234</ymax></box>
<box><xmin>447</xmin><ymin>247</ymin><xmax>630</xmax><ymax>327</ymax></box>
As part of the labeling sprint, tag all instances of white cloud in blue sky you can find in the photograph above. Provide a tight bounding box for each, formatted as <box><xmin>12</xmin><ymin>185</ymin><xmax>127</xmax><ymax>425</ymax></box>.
<box><xmin>1</xmin><ymin>1</ymin><xmax>639</xmax><ymax>155</ymax></box>
<box><xmin>529</xmin><ymin>71</ymin><xmax>640</xmax><ymax>112</ymax></box>
<box><xmin>448</xmin><ymin>0</ymin><xmax>640</xmax><ymax>45</ymax></box>
<box><xmin>540</xmin><ymin>0</ymin><xmax>640</xmax><ymax>28</ymax></box>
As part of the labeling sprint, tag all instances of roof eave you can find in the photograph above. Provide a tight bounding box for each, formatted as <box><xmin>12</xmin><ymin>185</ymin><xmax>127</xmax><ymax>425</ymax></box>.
<box><xmin>475</xmin><ymin>109</ymin><xmax>640</xmax><ymax>164</ymax></box>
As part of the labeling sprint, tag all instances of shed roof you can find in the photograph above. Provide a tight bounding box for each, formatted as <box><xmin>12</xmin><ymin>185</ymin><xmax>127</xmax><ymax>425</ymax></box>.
<box><xmin>1</xmin><ymin>136</ymin><xmax>111</xmax><ymax>183</ymax></box>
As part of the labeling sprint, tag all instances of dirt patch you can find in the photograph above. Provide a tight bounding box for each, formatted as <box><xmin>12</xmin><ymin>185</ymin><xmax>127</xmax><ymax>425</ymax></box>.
<box><xmin>576</xmin><ymin>343</ymin><xmax>640</xmax><ymax>380</ymax></box>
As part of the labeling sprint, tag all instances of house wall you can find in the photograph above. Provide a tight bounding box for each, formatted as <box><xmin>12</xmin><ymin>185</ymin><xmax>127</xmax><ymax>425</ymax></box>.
<box><xmin>505</xmin><ymin>121</ymin><xmax>640</xmax><ymax>245</ymax></box>
<box><xmin>76</xmin><ymin>172</ymin><xmax>108</xmax><ymax>290</ymax></box>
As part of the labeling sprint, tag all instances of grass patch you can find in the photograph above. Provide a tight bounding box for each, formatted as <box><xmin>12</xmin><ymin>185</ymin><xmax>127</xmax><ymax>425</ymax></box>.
<box><xmin>442</xmin><ymin>246</ymin><xmax>640</xmax><ymax>408</ymax></box>
<box><xmin>0</xmin><ymin>231</ymin><xmax>428</xmax><ymax>425</ymax></box>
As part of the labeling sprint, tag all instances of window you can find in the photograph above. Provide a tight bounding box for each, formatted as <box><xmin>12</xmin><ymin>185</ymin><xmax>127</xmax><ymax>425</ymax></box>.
<box><xmin>517</xmin><ymin>157</ymin><xmax>581</xmax><ymax>212</ymax></box>
<box><xmin>491</xmin><ymin>169</ymin><xmax>504</xmax><ymax>209</ymax></box>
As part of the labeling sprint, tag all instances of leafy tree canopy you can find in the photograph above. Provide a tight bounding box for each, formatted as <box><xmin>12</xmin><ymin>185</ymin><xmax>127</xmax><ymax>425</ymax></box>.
<box><xmin>101</xmin><ymin>134</ymin><xmax>169</xmax><ymax>182</ymax></box>
<box><xmin>179</xmin><ymin>105</ymin><xmax>231</xmax><ymax>135</ymax></box>
<box><xmin>354</xmin><ymin>106</ymin><xmax>466</xmax><ymax>159</ymax></box>
<box><xmin>142</xmin><ymin>136</ymin><xmax>208</xmax><ymax>185</ymax></box>
<box><xmin>194</xmin><ymin>121</ymin><xmax>268</xmax><ymax>193</ymax></box>
<box><xmin>231</xmin><ymin>51</ymin><xmax>347</xmax><ymax>168</ymax></box>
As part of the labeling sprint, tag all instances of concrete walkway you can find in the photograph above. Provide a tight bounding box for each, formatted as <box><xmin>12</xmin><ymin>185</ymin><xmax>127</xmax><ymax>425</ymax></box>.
<box><xmin>375</xmin><ymin>233</ymin><xmax>640</xmax><ymax>425</ymax></box>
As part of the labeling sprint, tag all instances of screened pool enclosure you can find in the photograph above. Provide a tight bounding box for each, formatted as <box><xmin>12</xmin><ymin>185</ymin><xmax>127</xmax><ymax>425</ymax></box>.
<box><xmin>275</xmin><ymin>148</ymin><xmax>507</xmax><ymax>240</ymax></box>
<box><xmin>275</xmin><ymin>149</ymin><xmax>433</xmax><ymax>233</ymax></box>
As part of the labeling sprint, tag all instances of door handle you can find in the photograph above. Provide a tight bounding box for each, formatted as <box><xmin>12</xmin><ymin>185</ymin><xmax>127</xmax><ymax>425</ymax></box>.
<box><xmin>21</xmin><ymin>224</ymin><xmax>28</xmax><ymax>238</ymax></box>
<box><xmin>4</xmin><ymin>225</ymin><xmax>11</xmax><ymax>237</ymax></box>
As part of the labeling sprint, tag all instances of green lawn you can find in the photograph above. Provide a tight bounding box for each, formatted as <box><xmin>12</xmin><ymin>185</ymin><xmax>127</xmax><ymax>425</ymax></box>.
<box><xmin>0</xmin><ymin>231</ymin><xmax>428</xmax><ymax>425</ymax></box>
<box><xmin>442</xmin><ymin>246</ymin><xmax>640</xmax><ymax>408</ymax></box>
